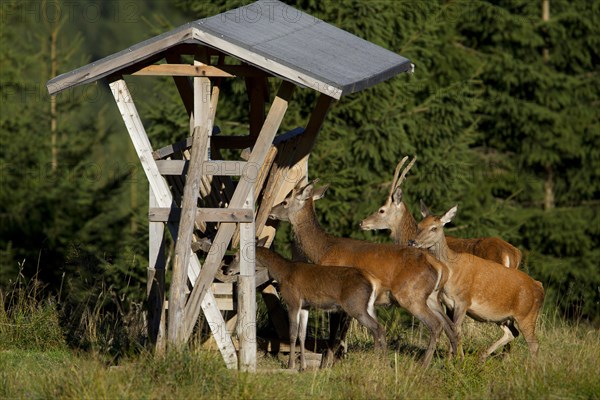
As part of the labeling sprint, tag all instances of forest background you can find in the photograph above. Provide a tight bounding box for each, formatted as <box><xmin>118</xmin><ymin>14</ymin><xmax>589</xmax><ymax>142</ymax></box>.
<box><xmin>1</xmin><ymin>0</ymin><xmax>598</xmax><ymax>354</ymax></box>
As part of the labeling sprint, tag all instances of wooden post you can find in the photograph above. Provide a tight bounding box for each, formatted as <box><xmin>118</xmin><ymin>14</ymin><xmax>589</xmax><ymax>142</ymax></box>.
<box><xmin>237</xmin><ymin>190</ymin><xmax>256</xmax><ymax>372</ymax></box>
<box><xmin>168</xmin><ymin>70</ymin><xmax>211</xmax><ymax>346</ymax></box>
<box><xmin>148</xmin><ymin>188</ymin><xmax>166</xmax><ymax>353</ymax></box>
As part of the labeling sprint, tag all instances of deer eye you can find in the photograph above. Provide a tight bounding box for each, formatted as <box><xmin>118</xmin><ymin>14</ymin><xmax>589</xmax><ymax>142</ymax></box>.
<box><xmin>282</xmin><ymin>200</ymin><xmax>289</xmax><ymax>207</ymax></box>
<box><xmin>379</xmin><ymin>209</ymin><xmax>385</xmax><ymax>214</ymax></box>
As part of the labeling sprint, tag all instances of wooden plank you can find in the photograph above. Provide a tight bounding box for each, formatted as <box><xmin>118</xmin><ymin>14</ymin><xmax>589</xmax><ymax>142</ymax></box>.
<box><xmin>169</xmin><ymin>69</ymin><xmax>212</xmax><ymax>345</ymax></box>
<box><xmin>148</xmin><ymin>189</ymin><xmax>167</xmax><ymax>354</ymax></box>
<box><xmin>110</xmin><ymin>78</ymin><xmax>237</xmax><ymax>367</ymax></box>
<box><xmin>212</xmin><ymin>282</ymin><xmax>233</xmax><ymax>296</ymax></box>
<box><xmin>131</xmin><ymin>63</ymin><xmax>268</xmax><ymax>77</ymax></box>
<box><xmin>156</xmin><ymin>160</ymin><xmax>248</xmax><ymax>176</ymax></box>
<box><xmin>238</xmin><ymin>190</ymin><xmax>256</xmax><ymax>372</ymax></box>
<box><xmin>196</xmin><ymin>208</ymin><xmax>253</xmax><ymax>223</ymax></box>
<box><xmin>149</xmin><ymin>207</ymin><xmax>252</xmax><ymax>223</ymax></box>
<box><xmin>215</xmin><ymin>297</ymin><xmax>234</xmax><ymax>311</ymax></box>
<box><xmin>183</xmin><ymin>81</ymin><xmax>295</xmax><ymax>341</ymax></box>
<box><xmin>169</xmin><ymin>125</ymin><xmax>210</xmax><ymax>346</ymax></box>
<box><xmin>133</xmin><ymin>64</ymin><xmax>235</xmax><ymax>77</ymax></box>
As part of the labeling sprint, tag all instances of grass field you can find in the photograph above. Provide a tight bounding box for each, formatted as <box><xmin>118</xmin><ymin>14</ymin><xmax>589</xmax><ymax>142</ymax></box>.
<box><xmin>1</xmin><ymin>297</ymin><xmax>598</xmax><ymax>400</ymax></box>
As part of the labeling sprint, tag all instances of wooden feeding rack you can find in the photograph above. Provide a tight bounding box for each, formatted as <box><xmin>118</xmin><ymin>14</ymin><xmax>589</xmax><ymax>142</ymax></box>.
<box><xmin>47</xmin><ymin>0</ymin><xmax>412</xmax><ymax>372</ymax></box>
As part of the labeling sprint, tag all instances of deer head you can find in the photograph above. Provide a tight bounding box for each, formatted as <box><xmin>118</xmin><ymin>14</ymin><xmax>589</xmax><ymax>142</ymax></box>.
<box><xmin>408</xmin><ymin>205</ymin><xmax>458</xmax><ymax>250</ymax></box>
<box><xmin>360</xmin><ymin>156</ymin><xmax>416</xmax><ymax>232</ymax></box>
<box><xmin>269</xmin><ymin>179</ymin><xmax>329</xmax><ymax>222</ymax></box>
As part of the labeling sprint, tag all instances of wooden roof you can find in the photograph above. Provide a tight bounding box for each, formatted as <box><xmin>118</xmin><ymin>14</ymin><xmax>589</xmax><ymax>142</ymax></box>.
<box><xmin>47</xmin><ymin>0</ymin><xmax>411</xmax><ymax>99</ymax></box>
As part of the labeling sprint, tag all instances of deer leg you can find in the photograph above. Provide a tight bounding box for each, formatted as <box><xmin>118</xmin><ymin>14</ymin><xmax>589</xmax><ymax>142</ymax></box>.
<box><xmin>451</xmin><ymin>303</ymin><xmax>468</xmax><ymax>359</ymax></box>
<box><xmin>398</xmin><ymin>297</ymin><xmax>443</xmax><ymax>368</ymax></box>
<box><xmin>480</xmin><ymin>323</ymin><xmax>515</xmax><ymax>362</ymax></box>
<box><xmin>298</xmin><ymin>309</ymin><xmax>309</xmax><ymax>371</ymax></box>
<box><xmin>427</xmin><ymin>290</ymin><xmax>458</xmax><ymax>357</ymax></box>
<box><xmin>502</xmin><ymin>320</ymin><xmax>519</xmax><ymax>354</ymax></box>
<box><xmin>354</xmin><ymin>313</ymin><xmax>387</xmax><ymax>355</ymax></box>
<box><xmin>335</xmin><ymin>313</ymin><xmax>351</xmax><ymax>359</ymax></box>
<box><xmin>346</xmin><ymin>291</ymin><xmax>387</xmax><ymax>355</ymax></box>
<box><xmin>288</xmin><ymin>306</ymin><xmax>301</xmax><ymax>370</ymax></box>
<box><xmin>517</xmin><ymin>315</ymin><xmax>540</xmax><ymax>361</ymax></box>
<box><xmin>324</xmin><ymin>311</ymin><xmax>350</xmax><ymax>367</ymax></box>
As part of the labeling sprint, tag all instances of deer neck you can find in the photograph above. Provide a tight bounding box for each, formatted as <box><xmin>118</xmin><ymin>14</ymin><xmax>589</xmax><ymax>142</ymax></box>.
<box><xmin>290</xmin><ymin>199</ymin><xmax>334</xmax><ymax>263</ymax></box>
<box><xmin>391</xmin><ymin>202</ymin><xmax>418</xmax><ymax>246</ymax></box>
<box><xmin>428</xmin><ymin>234</ymin><xmax>454</xmax><ymax>265</ymax></box>
<box><xmin>255</xmin><ymin>247</ymin><xmax>290</xmax><ymax>283</ymax></box>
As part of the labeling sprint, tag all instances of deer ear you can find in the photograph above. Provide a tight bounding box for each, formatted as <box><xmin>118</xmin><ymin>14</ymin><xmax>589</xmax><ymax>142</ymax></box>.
<box><xmin>312</xmin><ymin>183</ymin><xmax>329</xmax><ymax>200</ymax></box>
<box><xmin>420</xmin><ymin>199</ymin><xmax>431</xmax><ymax>218</ymax></box>
<box><xmin>297</xmin><ymin>181</ymin><xmax>315</xmax><ymax>201</ymax></box>
<box><xmin>440</xmin><ymin>205</ymin><xmax>458</xmax><ymax>225</ymax></box>
<box><xmin>391</xmin><ymin>186</ymin><xmax>403</xmax><ymax>206</ymax></box>
<box><xmin>256</xmin><ymin>237</ymin><xmax>269</xmax><ymax>247</ymax></box>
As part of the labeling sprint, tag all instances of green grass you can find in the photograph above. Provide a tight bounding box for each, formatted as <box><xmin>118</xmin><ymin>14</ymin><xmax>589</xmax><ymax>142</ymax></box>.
<box><xmin>1</xmin><ymin>313</ymin><xmax>598</xmax><ymax>399</ymax></box>
<box><xmin>1</xmin><ymin>279</ymin><xmax>598</xmax><ymax>399</ymax></box>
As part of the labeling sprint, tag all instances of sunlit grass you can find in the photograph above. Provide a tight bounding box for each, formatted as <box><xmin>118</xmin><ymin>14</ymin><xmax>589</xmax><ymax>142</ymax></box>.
<box><xmin>2</xmin><ymin>276</ymin><xmax>598</xmax><ymax>399</ymax></box>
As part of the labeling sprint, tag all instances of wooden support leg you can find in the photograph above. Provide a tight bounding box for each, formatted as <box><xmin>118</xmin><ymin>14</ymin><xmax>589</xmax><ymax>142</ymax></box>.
<box><xmin>148</xmin><ymin>188</ymin><xmax>166</xmax><ymax>354</ymax></box>
<box><xmin>237</xmin><ymin>190</ymin><xmax>256</xmax><ymax>372</ymax></box>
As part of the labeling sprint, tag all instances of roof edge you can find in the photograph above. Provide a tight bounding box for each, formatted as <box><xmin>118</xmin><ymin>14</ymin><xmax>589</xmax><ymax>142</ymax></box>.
<box><xmin>46</xmin><ymin>25</ymin><xmax>196</xmax><ymax>96</ymax></box>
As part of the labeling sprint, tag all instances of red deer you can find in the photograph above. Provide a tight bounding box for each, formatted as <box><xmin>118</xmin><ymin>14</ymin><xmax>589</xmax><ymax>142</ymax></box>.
<box><xmin>360</xmin><ymin>157</ymin><xmax>522</xmax><ymax>269</ymax></box>
<box><xmin>269</xmin><ymin>180</ymin><xmax>458</xmax><ymax>367</ymax></box>
<box><xmin>229</xmin><ymin>246</ymin><xmax>386</xmax><ymax>370</ymax></box>
<box><xmin>408</xmin><ymin>205</ymin><xmax>544</xmax><ymax>361</ymax></box>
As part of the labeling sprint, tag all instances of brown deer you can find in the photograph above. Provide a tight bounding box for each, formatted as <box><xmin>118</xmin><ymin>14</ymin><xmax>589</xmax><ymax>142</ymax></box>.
<box><xmin>408</xmin><ymin>205</ymin><xmax>544</xmax><ymax>361</ymax></box>
<box><xmin>360</xmin><ymin>157</ymin><xmax>522</xmax><ymax>269</ymax></box>
<box><xmin>269</xmin><ymin>180</ymin><xmax>458</xmax><ymax>367</ymax></box>
<box><xmin>229</xmin><ymin>246</ymin><xmax>386</xmax><ymax>370</ymax></box>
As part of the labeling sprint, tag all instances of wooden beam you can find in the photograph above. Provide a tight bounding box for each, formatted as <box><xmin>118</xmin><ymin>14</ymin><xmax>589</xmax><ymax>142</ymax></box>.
<box><xmin>237</xmin><ymin>190</ymin><xmax>257</xmax><ymax>372</ymax></box>
<box><xmin>196</xmin><ymin>208</ymin><xmax>253</xmax><ymax>223</ymax></box>
<box><xmin>109</xmin><ymin>78</ymin><xmax>237</xmax><ymax>367</ymax></box>
<box><xmin>133</xmin><ymin>64</ymin><xmax>234</xmax><ymax>77</ymax></box>
<box><xmin>156</xmin><ymin>160</ymin><xmax>248</xmax><ymax>176</ymax></box>
<box><xmin>183</xmin><ymin>81</ymin><xmax>295</xmax><ymax>340</ymax></box>
<box><xmin>131</xmin><ymin>63</ymin><xmax>268</xmax><ymax>78</ymax></box>
<box><xmin>148</xmin><ymin>189</ymin><xmax>166</xmax><ymax>354</ymax></box>
<box><xmin>169</xmin><ymin>124</ymin><xmax>210</xmax><ymax>345</ymax></box>
<box><xmin>149</xmin><ymin>207</ymin><xmax>253</xmax><ymax>223</ymax></box>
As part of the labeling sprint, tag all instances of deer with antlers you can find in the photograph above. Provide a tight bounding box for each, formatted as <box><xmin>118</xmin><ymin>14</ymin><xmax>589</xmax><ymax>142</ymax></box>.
<box><xmin>269</xmin><ymin>180</ymin><xmax>458</xmax><ymax>367</ymax></box>
<box><xmin>408</xmin><ymin>205</ymin><xmax>544</xmax><ymax>361</ymax></box>
<box><xmin>360</xmin><ymin>156</ymin><xmax>522</xmax><ymax>269</ymax></box>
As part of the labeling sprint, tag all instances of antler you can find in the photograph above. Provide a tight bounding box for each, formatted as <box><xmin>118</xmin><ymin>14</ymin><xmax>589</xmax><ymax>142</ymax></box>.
<box><xmin>388</xmin><ymin>156</ymin><xmax>416</xmax><ymax>199</ymax></box>
<box><xmin>388</xmin><ymin>156</ymin><xmax>409</xmax><ymax>199</ymax></box>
